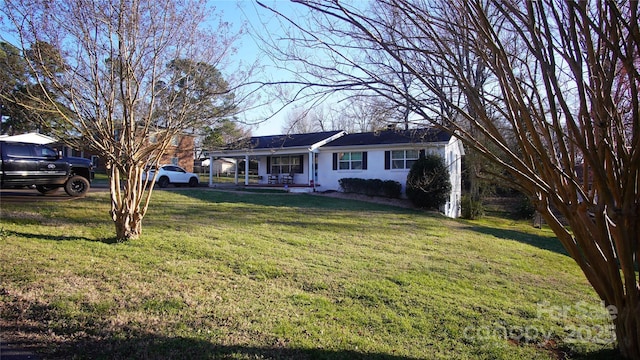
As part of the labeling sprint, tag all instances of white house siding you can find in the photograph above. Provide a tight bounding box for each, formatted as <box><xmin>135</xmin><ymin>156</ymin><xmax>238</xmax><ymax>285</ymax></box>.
<box><xmin>317</xmin><ymin>137</ymin><xmax>463</xmax><ymax>218</ymax></box>
<box><xmin>257</xmin><ymin>156</ymin><xmax>268</xmax><ymax>182</ymax></box>
<box><xmin>316</xmin><ymin>146</ymin><xmax>420</xmax><ymax>192</ymax></box>
<box><xmin>444</xmin><ymin>137</ymin><xmax>464</xmax><ymax>218</ymax></box>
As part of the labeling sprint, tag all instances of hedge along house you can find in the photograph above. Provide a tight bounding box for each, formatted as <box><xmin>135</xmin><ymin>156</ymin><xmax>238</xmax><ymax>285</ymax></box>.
<box><xmin>207</xmin><ymin>128</ymin><xmax>464</xmax><ymax>218</ymax></box>
<box><xmin>318</xmin><ymin>128</ymin><xmax>464</xmax><ymax>218</ymax></box>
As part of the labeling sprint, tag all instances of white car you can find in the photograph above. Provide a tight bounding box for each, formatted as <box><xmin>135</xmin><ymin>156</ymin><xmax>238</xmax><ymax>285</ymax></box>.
<box><xmin>143</xmin><ymin>164</ymin><xmax>199</xmax><ymax>188</ymax></box>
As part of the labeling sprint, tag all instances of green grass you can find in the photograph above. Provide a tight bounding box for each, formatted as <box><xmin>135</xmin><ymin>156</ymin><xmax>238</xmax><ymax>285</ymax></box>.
<box><xmin>0</xmin><ymin>190</ymin><xmax>619</xmax><ymax>359</ymax></box>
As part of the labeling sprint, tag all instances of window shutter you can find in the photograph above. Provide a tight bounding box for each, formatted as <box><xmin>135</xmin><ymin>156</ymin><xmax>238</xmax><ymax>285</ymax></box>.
<box><xmin>384</xmin><ymin>151</ymin><xmax>390</xmax><ymax>169</ymax></box>
<box><xmin>333</xmin><ymin>153</ymin><xmax>338</xmax><ymax>170</ymax></box>
<box><xmin>298</xmin><ymin>155</ymin><xmax>304</xmax><ymax>173</ymax></box>
<box><xmin>362</xmin><ymin>152</ymin><xmax>368</xmax><ymax>170</ymax></box>
<box><xmin>419</xmin><ymin>149</ymin><xmax>426</xmax><ymax>158</ymax></box>
<box><xmin>267</xmin><ymin>157</ymin><xmax>271</xmax><ymax>173</ymax></box>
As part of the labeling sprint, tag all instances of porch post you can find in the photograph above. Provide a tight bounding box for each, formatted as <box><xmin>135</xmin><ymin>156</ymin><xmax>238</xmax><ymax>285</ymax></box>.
<box><xmin>208</xmin><ymin>154</ymin><xmax>213</xmax><ymax>187</ymax></box>
<box><xmin>308</xmin><ymin>151</ymin><xmax>314</xmax><ymax>187</ymax></box>
<box><xmin>244</xmin><ymin>155</ymin><xmax>249</xmax><ymax>185</ymax></box>
<box><xmin>234</xmin><ymin>158</ymin><xmax>239</xmax><ymax>184</ymax></box>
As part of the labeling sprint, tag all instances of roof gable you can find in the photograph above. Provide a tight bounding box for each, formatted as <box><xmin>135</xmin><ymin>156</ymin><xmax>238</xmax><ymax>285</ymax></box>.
<box><xmin>325</xmin><ymin>128</ymin><xmax>451</xmax><ymax>147</ymax></box>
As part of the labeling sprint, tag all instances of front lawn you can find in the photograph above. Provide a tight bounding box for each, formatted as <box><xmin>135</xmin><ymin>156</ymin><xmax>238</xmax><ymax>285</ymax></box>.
<box><xmin>0</xmin><ymin>190</ymin><xmax>618</xmax><ymax>359</ymax></box>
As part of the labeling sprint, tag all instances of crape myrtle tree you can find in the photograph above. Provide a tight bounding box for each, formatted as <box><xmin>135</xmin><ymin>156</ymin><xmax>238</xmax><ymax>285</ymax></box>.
<box><xmin>2</xmin><ymin>0</ymin><xmax>242</xmax><ymax>240</ymax></box>
<box><xmin>258</xmin><ymin>0</ymin><xmax>640</xmax><ymax>357</ymax></box>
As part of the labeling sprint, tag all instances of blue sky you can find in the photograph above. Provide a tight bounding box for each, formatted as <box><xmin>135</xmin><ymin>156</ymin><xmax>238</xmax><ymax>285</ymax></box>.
<box><xmin>0</xmin><ymin>0</ymin><xmax>312</xmax><ymax>136</ymax></box>
<box><xmin>211</xmin><ymin>0</ymin><xmax>306</xmax><ymax>136</ymax></box>
<box><xmin>219</xmin><ymin>1</ymin><xmax>373</xmax><ymax>137</ymax></box>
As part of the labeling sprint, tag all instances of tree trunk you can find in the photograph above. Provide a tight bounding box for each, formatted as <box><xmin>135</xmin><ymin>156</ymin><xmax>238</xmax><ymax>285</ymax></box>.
<box><xmin>108</xmin><ymin>165</ymin><xmax>147</xmax><ymax>242</ymax></box>
<box><xmin>113</xmin><ymin>209</ymin><xmax>142</xmax><ymax>241</ymax></box>
<box><xmin>540</xmin><ymin>195</ymin><xmax>640</xmax><ymax>359</ymax></box>
<box><xmin>616</xmin><ymin>302</ymin><xmax>640</xmax><ymax>360</ymax></box>
<box><xmin>613</xmin><ymin>210</ymin><xmax>640</xmax><ymax>360</ymax></box>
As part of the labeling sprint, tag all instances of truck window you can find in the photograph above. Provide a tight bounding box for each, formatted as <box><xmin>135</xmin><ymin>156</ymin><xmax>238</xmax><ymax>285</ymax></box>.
<box><xmin>36</xmin><ymin>145</ymin><xmax>58</xmax><ymax>157</ymax></box>
<box><xmin>4</xmin><ymin>143</ymin><xmax>34</xmax><ymax>157</ymax></box>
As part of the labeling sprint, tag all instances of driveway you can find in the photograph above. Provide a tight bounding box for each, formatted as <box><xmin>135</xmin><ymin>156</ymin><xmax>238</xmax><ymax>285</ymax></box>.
<box><xmin>0</xmin><ymin>185</ymin><xmax>108</xmax><ymax>203</ymax></box>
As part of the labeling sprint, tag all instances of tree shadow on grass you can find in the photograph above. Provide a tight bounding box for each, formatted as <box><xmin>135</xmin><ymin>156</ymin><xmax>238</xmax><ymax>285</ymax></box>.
<box><xmin>464</xmin><ymin>224</ymin><xmax>569</xmax><ymax>257</ymax></box>
<box><xmin>176</xmin><ymin>189</ymin><xmax>416</xmax><ymax>214</ymax></box>
<box><xmin>2</xmin><ymin>326</ymin><xmax>421</xmax><ymax>360</ymax></box>
<box><xmin>1</xmin><ymin>284</ymin><xmax>622</xmax><ymax>360</ymax></box>
<box><xmin>1</xmin><ymin>229</ymin><xmax>118</xmax><ymax>244</ymax></box>
<box><xmin>82</xmin><ymin>336</ymin><xmax>420</xmax><ymax>360</ymax></box>
<box><xmin>1</xmin><ymin>322</ymin><xmax>624</xmax><ymax>360</ymax></box>
<box><xmin>1</xmin><ymin>288</ymin><xmax>418</xmax><ymax>360</ymax></box>
<box><xmin>566</xmin><ymin>349</ymin><xmax>624</xmax><ymax>360</ymax></box>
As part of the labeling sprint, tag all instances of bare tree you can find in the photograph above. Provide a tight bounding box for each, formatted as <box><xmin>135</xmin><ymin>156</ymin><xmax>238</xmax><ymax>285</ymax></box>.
<box><xmin>336</xmin><ymin>94</ymin><xmax>407</xmax><ymax>132</ymax></box>
<box><xmin>259</xmin><ymin>0</ymin><xmax>640</xmax><ymax>357</ymax></box>
<box><xmin>282</xmin><ymin>106</ymin><xmax>323</xmax><ymax>133</ymax></box>
<box><xmin>282</xmin><ymin>104</ymin><xmax>348</xmax><ymax>133</ymax></box>
<box><xmin>2</xmin><ymin>0</ymin><xmax>243</xmax><ymax>240</ymax></box>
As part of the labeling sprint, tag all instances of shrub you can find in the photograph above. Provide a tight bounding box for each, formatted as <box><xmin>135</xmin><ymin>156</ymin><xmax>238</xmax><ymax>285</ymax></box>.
<box><xmin>514</xmin><ymin>193</ymin><xmax>536</xmax><ymax>219</ymax></box>
<box><xmin>381</xmin><ymin>180</ymin><xmax>402</xmax><ymax>198</ymax></box>
<box><xmin>339</xmin><ymin>178</ymin><xmax>364</xmax><ymax>194</ymax></box>
<box><xmin>406</xmin><ymin>154</ymin><xmax>451</xmax><ymax>209</ymax></box>
<box><xmin>338</xmin><ymin>178</ymin><xmax>402</xmax><ymax>198</ymax></box>
<box><xmin>461</xmin><ymin>195</ymin><xmax>484</xmax><ymax>219</ymax></box>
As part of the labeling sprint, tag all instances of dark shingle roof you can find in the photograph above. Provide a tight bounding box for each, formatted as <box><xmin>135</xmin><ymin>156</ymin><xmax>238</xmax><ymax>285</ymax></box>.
<box><xmin>238</xmin><ymin>130</ymin><xmax>344</xmax><ymax>150</ymax></box>
<box><xmin>325</xmin><ymin>128</ymin><xmax>451</xmax><ymax>147</ymax></box>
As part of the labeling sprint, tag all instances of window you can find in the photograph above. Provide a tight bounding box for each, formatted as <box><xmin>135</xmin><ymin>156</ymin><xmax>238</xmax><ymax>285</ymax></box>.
<box><xmin>36</xmin><ymin>145</ymin><xmax>58</xmax><ymax>158</ymax></box>
<box><xmin>171</xmin><ymin>135</ymin><xmax>179</xmax><ymax>147</ymax></box>
<box><xmin>385</xmin><ymin>149</ymin><xmax>422</xmax><ymax>169</ymax></box>
<box><xmin>4</xmin><ymin>143</ymin><xmax>58</xmax><ymax>158</ymax></box>
<box><xmin>339</xmin><ymin>152</ymin><xmax>362</xmax><ymax>170</ymax></box>
<box><xmin>163</xmin><ymin>165</ymin><xmax>183</xmax><ymax>172</ymax></box>
<box><xmin>269</xmin><ymin>155</ymin><xmax>302</xmax><ymax>174</ymax></box>
<box><xmin>391</xmin><ymin>150</ymin><xmax>419</xmax><ymax>169</ymax></box>
<box><xmin>332</xmin><ymin>152</ymin><xmax>367</xmax><ymax>170</ymax></box>
<box><xmin>5</xmin><ymin>143</ymin><xmax>34</xmax><ymax>157</ymax></box>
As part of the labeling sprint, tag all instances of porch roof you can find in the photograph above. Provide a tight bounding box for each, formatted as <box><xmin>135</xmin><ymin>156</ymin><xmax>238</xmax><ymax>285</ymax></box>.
<box><xmin>208</xmin><ymin>130</ymin><xmax>345</xmax><ymax>156</ymax></box>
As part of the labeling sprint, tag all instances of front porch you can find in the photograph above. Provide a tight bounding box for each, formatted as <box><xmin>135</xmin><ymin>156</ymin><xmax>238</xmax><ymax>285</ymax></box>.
<box><xmin>206</xmin><ymin>152</ymin><xmax>320</xmax><ymax>191</ymax></box>
<box><xmin>205</xmin><ymin>131</ymin><xmax>345</xmax><ymax>192</ymax></box>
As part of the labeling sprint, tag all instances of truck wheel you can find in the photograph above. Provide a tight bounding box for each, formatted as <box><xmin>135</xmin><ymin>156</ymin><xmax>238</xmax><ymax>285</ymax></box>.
<box><xmin>64</xmin><ymin>175</ymin><xmax>90</xmax><ymax>197</ymax></box>
<box><xmin>188</xmin><ymin>177</ymin><xmax>199</xmax><ymax>187</ymax></box>
<box><xmin>157</xmin><ymin>176</ymin><xmax>170</xmax><ymax>188</ymax></box>
<box><xmin>36</xmin><ymin>185</ymin><xmax>61</xmax><ymax>195</ymax></box>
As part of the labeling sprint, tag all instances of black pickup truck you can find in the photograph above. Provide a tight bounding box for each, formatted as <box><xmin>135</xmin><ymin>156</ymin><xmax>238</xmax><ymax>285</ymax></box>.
<box><xmin>0</xmin><ymin>141</ymin><xmax>94</xmax><ymax>197</ymax></box>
